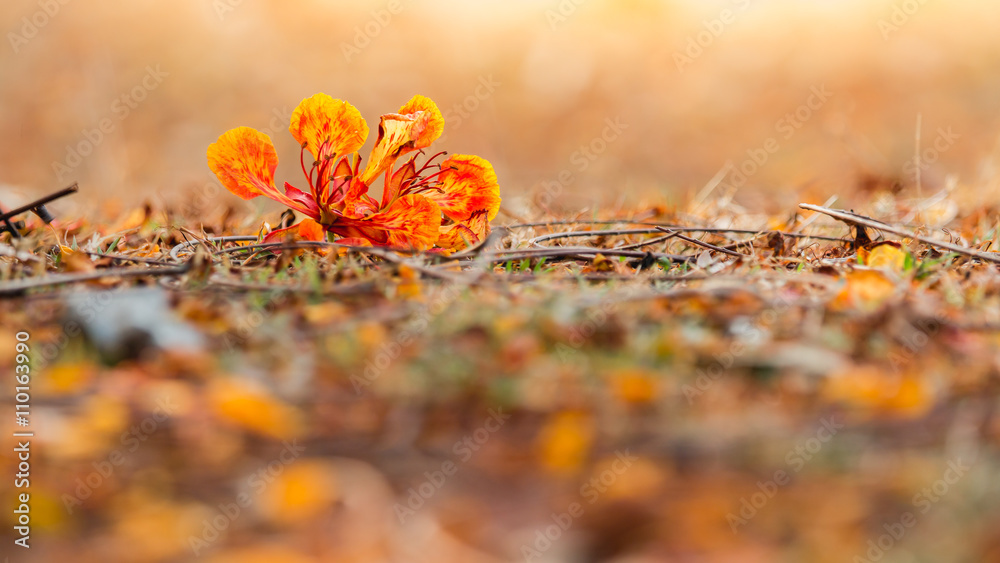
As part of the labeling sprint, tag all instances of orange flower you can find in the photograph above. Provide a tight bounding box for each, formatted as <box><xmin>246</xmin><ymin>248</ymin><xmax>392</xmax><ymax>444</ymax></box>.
<box><xmin>207</xmin><ymin>93</ymin><xmax>500</xmax><ymax>250</ymax></box>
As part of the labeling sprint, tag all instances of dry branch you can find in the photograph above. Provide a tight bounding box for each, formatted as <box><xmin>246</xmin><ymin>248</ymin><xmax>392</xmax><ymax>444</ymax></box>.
<box><xmin>799</xmin><ymin>203</ymin><xmax>1000</xmax><ymax>264</ymax></box>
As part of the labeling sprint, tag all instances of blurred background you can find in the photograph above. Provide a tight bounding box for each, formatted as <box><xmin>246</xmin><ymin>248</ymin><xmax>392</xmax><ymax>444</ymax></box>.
<box><xmin>6</xmin><ymin>2</ymin><xmax>1000</xmax><ymax>563</ymax></box>
<box><xmin>2</xmin><ymin>0</ymin><xmax>1000</xmax><ymax>220</ymax></box>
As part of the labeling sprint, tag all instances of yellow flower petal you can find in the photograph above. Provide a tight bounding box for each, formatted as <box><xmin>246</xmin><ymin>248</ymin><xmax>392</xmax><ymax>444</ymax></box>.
<box><xmin>428</xmin><ymin>154</ymin><xmax>501</xmax><ymax>223</ymax></box>
<box><xmin>865</xmin><ymin>242</ymin><xmax>908</xmax><ymax>272</ymax></box>
<box><xmin>359</xmin><ymin>112</ymin><xmax>431</xmax><ymax>184</ymax></box>
<box><xmin>436</xmin><ymin>212</ymin><xmax>489</xmax><ymax>251</ymax></box>
<box><xmin>398</xmin><ymin>94</ymin><xmax>444</xmax><ymax>149</ymax></box>
<box><xmin>289</xmin><ymin>93</ymin><xmax>368</xmax><ymax>160</ymax></box>
<box><xmin>208</xmin><ymin>127</ymin><xmax>283</xmax><ymax>202</ymax></box>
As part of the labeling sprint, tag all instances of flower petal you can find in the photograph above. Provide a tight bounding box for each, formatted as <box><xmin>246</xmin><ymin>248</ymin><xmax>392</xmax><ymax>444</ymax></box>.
<box><xmin>359</xmin><ymin>112</ymin><xmax>430</xmax><ymax>184</ymax></box>
<box><xmin>207</xmin><ymin>127</ymin><xmax>282</xmax><ymax>201</ymax></box>
<box><xmin>428</xmin><ymin>154</ymin><xmax>501</xmax><ymax>223</ymax></box>
<box><xmin>332</xmin><ymin>194</ymin><xmax>441</xmax><ymax>250</ymax></box>
<box><xmin>261</xmin><ymin>219</ymin><xmax>325</xmax><ymax>244</ymax></box>
<box><xmin>382</xmin><ymin>156</ymin><xmax>418</xmax><ymax>208</ymax></box>
<box><xmin>340</xmin><ymin>178</ymin><xmax>378</xmax><ymax>219</ymax></box>
<box><xmin>290</xmin><ymin>93</ymin><xmax>369</xmax><ymax>160</ymax></box>
<box><xmin>283</xmin><ymin>183</ymin><xmax>321</xmax><ymax>219</ymax></box>
<box><xmin>297</xmin><ymin>218</ymin><xmax>325</xmax><ymax>241</ymax></box>
<box><xmin>398</xmin><ymin>95</ymin><xmax>444</xmax><ymax>149</ymax></box>
<box><xmin>262</xmin><ymin>223</ymin><xmax>298</xmax><ymax>243</ymax></box>
<box><xmin>437</xmin><ymin>212</ymin><xmax>490</xmax><ymax>251</ymax></box>
<box><xmin>334</xmin><ymin>237</ymin><xmax>373</xmax><ymax>247</ymax></box>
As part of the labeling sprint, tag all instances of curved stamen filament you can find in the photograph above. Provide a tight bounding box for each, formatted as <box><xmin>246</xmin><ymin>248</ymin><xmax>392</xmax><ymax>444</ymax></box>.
<box><xmin>415</xmin><ymin>151</ymin><xmax>448</xmax><ymax>176</ymax></box>
<box><xmin>403</xmin><ymin>164</ymin><xmax>455</xmax><ymax>195</ymax></box>
<box><xmin>300</xmin><ymin>146</ymin><xmax>314</xmax><ymax>192</ymax></box>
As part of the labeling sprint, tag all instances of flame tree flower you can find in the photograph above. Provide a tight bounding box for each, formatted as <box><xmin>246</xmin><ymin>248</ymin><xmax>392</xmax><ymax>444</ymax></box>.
<box><xmin>207</xmin><ymin>93</ymin><xmax>501</xmax><ymax>251</ymax></box>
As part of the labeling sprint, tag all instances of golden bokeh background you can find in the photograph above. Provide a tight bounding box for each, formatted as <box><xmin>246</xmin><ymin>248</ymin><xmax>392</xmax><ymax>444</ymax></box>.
<box><xmin>2</xmin><ymin>0</ymin><xmax>999</xmax><ymax>218</ymax></box>
<box><xmin>5</xmin><ymin>2</ymin><xmax>1000</xmax><ymax>561</ymax></box>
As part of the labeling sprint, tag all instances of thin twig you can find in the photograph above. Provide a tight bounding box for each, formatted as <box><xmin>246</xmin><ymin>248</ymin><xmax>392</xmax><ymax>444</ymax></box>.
<box><xmin>170</xmin><ymin>235</ymin><xmax>256</xmax><ymax>261</ymax></box>
<box><xmin>525</xmin><ymin>227</ymin><xmax>845</xmax><ymax>244</ymax></box>
<box><xmin>799</xmin><ymin>203</ymin><xmax>1000</xmax><ymax>264</ymax></box>
<box><xmin>654</xmin><ymin>227</ymin><xmax>749</xmax><ymax>257</ymax></box>
<box><xmin>0</xmin><ymin>183</ymin><xmax>79</xmax><ymax>224</ymax></box>
<box><xmin>614</xmin><ymin>232</ymin><xmax>680</xmax><ymax>251</ymax></box>
<box><xmin>491</xmin><ymin>246</ymin><xmax>692</xmax><ymax>263</ymax></box>
<box><xmin>0</xmin><ymin>265</ymin><xmax>187</xmax><ymax>297</ymax></box>
<box><xmin>81</xmin><ymin>250</ymin><xmax>174</xmax><ymax>266</ymax></box>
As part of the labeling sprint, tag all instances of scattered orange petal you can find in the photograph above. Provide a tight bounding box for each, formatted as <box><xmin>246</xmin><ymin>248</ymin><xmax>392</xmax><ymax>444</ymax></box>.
<box><xmin>611</xmin><ymin>368</ymin><xmax>659</xmax><ymax>404</ymax></box>
<box><xmin>865</xmin><ymin>242</ymin><xmax>908</xmax><ymax>272</ymax></box>
<box><xmin>207</xmin><ymin>378</ymin><xmax>303</xmax><ymax>440</ymax></box>
<box><xmin>823</xmin><ymin>365</ymin><xmax>934</xmax><ymax>418</ymax></box>
<box><xmin>830</xmin><ymin>269</ymin><xmax>898</xmax><ymax>312</ymax></box>
<box><xmin>537</xmin><ymin>410</ymin><xmax>594</xmax><ymax>475</ymax></box>
<box><xmin>39</xmin><ymin>361</ymin><xmax>94</xmax><ymax>396</ymax></box>
<box><xmin>61</xmin><ymin>247</ymin><xmax>95</xmax><ymax>273</ymax></box>
<box><xmin>258</xmin><ymin>460</ymin><xmax>339</xmax><ymax>526</ymax></box>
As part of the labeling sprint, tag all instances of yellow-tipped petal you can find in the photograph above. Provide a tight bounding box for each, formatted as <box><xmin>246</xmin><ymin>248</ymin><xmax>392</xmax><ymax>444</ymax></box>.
<box><xmin>429</xmin><ymin>154</ymin><xmax>501</xmax><ymax>223</ymax></box>
<box><xmin>359</xmin><ymin>112</ymin><xmax>430</xmax><ymax>184</ymax></box>
<box><xmin>207</xmin><ymin>127</ymin><xmax>280</xmax><ymax>201</ymax></box>
<box><xmin>437</xmin><ymin>212</ymin><xmax>490</xmax><ymax>251</ymax></box>
<box><xmin>289</xmin><ymin>93</ymin><xmax>368</xmax><ymax>160</ymax></box>
<box><xmin>399</xmin><ymin>95</ymin><xmax>444</xmax><ymax>149</ymax></box>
